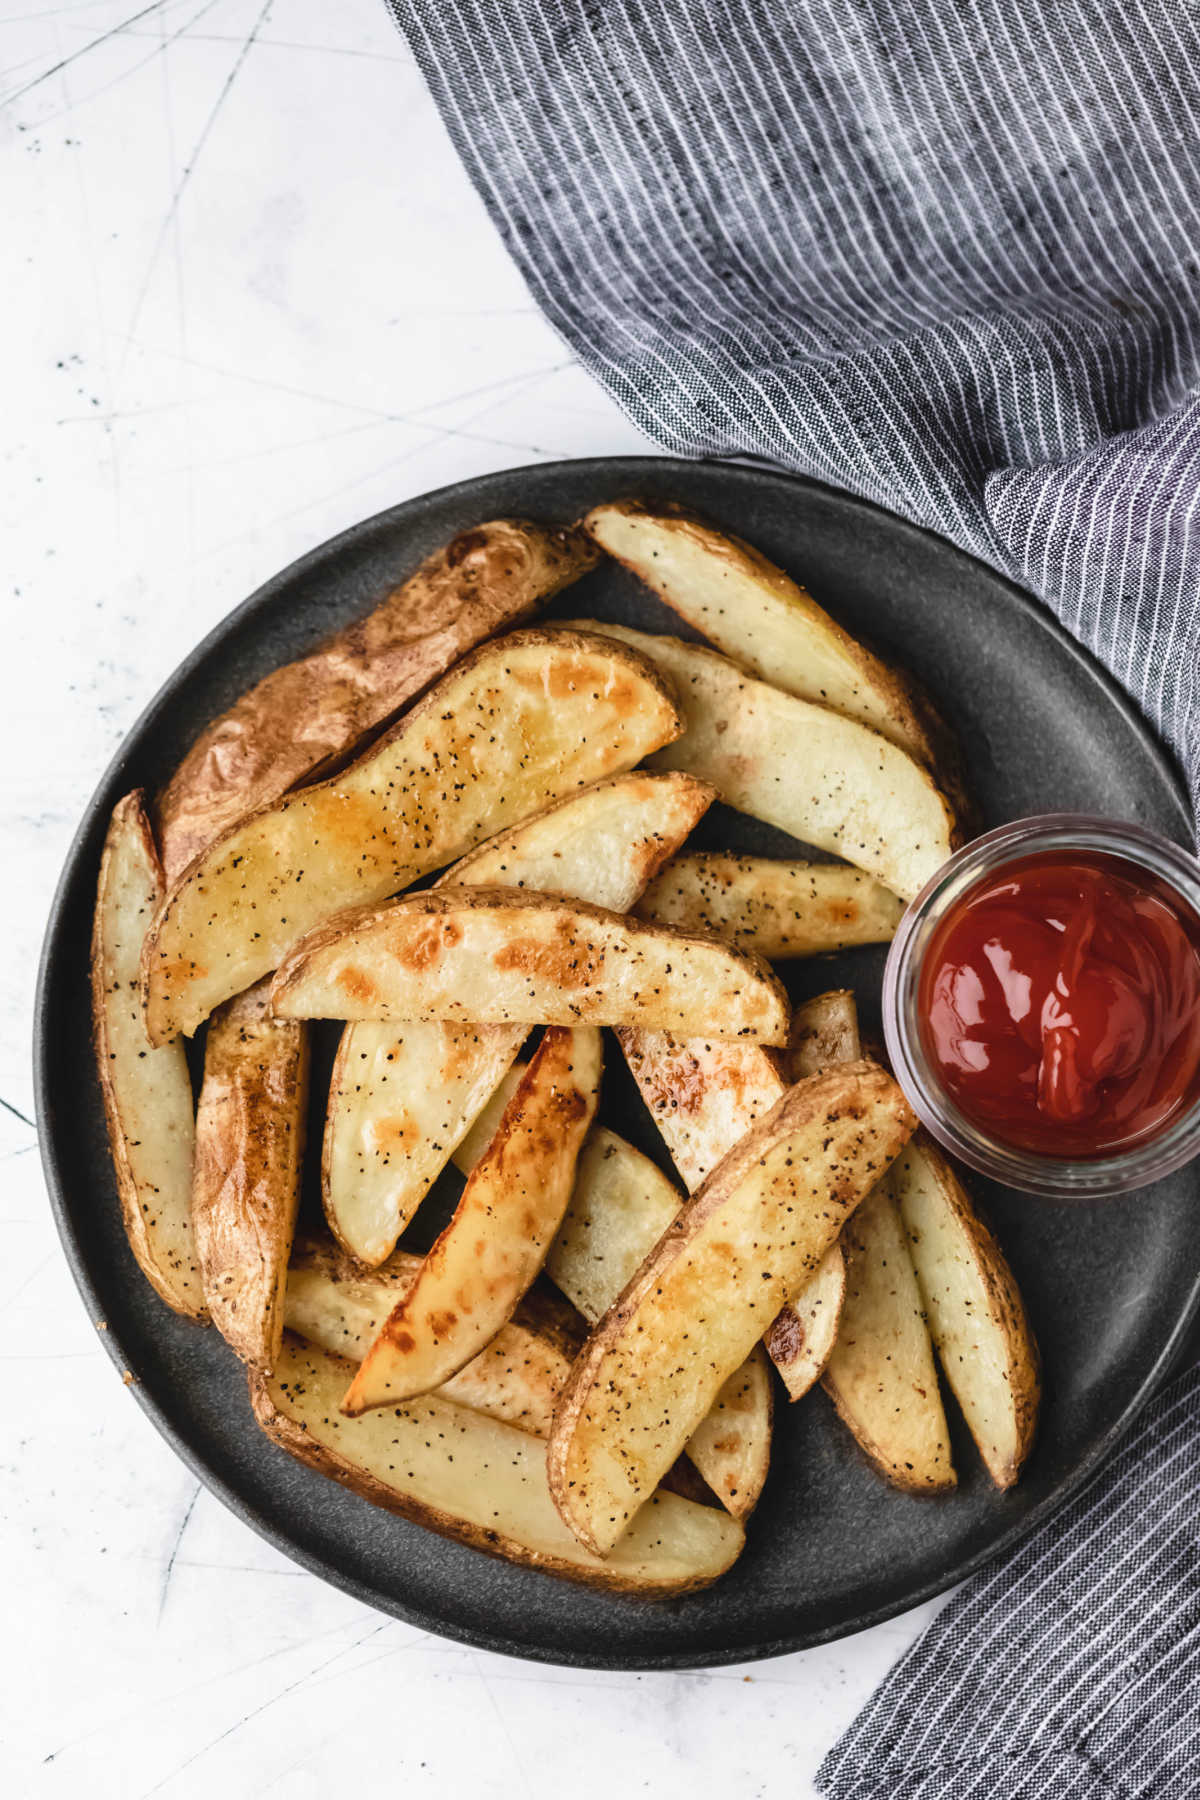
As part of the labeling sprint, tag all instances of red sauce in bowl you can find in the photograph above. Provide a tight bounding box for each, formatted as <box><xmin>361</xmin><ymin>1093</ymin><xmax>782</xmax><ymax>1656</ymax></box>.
<box><xmin>919</xmin><ymin>853</ymin><xmax>1200</xmax><ymax>1157</ymax></box>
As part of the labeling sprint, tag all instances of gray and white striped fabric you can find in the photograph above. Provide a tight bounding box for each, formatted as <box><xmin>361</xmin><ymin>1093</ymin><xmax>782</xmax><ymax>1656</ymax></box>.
<box><xmin>383</xmin><ymin>1</ymin><xmax>1200</xmax><ymax>1790</ymax></box>
<box><xmin>388</xmin><ymin>0</ymin><xmax>1200</xmax><ymax>818</ymax></box>
<box><xmin>818</xmin><ymin>1365</ymin><xmax>1200</xmax><ymax>1798</ymax></box>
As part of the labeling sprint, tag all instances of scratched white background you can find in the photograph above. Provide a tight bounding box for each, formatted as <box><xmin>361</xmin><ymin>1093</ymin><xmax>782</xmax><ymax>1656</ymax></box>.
<box><xmin>3</xmin><ymin>3</ymin><xmax>945</xmax><ymax>1793</ymax></box>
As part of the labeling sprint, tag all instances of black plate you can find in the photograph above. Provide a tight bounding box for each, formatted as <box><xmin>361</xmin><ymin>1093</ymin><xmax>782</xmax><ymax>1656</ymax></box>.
<box><xmin>36</xmin><ymin>457</ymin><xmax>1200</xmax><ymax>1670</ymax></box>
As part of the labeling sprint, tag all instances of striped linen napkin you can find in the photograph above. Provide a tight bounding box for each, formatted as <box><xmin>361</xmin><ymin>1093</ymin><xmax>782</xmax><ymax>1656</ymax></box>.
<box><xmin>383</xmin><ymin>3</ymin><xmax>1200</xmax><ymax>1791</ymax></box>
<box><xmin>818</xmin><ymin>1364</ymin><xmax>1200</xmax><ymax>1797</ymax></box>
<box><xmin>387</xmin><ymin>0</ymin><xmax>1200</xmax><ymax>815</ymax></box>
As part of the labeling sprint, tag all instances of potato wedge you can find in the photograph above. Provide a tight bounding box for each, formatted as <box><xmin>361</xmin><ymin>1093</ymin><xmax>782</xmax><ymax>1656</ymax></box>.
<box><xmin>823</xmin><ymin>1174</ymin><xmax>956</xmax><ymax>1492</ymax></box>
<box><xmin>342</xmin><ymin>1028</ymin><xmax>602</xmax><ymax>1413</ymax></box>
<box><xmin>782</xmin><ymin>990</ymin><xmax>954</xmax><ymax>1487</ymax></box>
<box><xmin>322</xmin><ymin>1023</ymin><xmax>525</xmax><ymax>1267</ymax></box>
<box><xmin>893</xmin><ymin>1134</ymin><xmax>1040</xmax><ymax>1488</ymax></box>
<box><xmin>637</xmin><ymin>853</ymin><xmax>903</xmax><ymax>959</ymax></box>
<box><xmin>617</xmin><ymin>1028</ymin><xmax>786</xmax><ymax>1193</ymax></box>
<box><xmin>324</xmin><ymin>772</ymin><xmax>712</xmax><ymax>1265</ymax></box>
<box><xmin>192</xmin><ymin>982</ymin><xmax>309</xmax><ymax>1370</ymax></box>
<box><xmin>617</xmin><ymin>1027</ymin><xmax>843</xmax><ymax>1399</ymax></box>
<box><xmin>548</xmin><ymin>1062</ymin><xmax>917</xmax><ymax>1552</ymax></box>
<box><xmin>252</xmin><ymin>1337</ymin><xmax>744</xmax><ymax>1595</ymax></box>
<box><xmin>451</xmin><ymin>1061</ymin><xmax>527</xmax><ymax>1173</ymax></box>
<box><xmin>765</xmin><ymin>996</ymin><xmax>857</xmax><ymax>1391</ymax></box>
<box><xmin>544</xmin><ymin>1128</ymin><xmax>680</xmax><ymax>1321</ymax></box>
<box><xmin>556</xmin><ymin>620</ymin><xmax>957</xmax><ymax>899</ymax></box>
<box><xmin>157</xmin><ymin>520</ymin><xmax>598</xmax><ymax>882</ymax></box>
<box><xmin>284</xmin><ymin>1239</ymin><xmax>580</xmax><ymax>1436</ymax></box>
<box><xmin>787</xmin><ymin>988</ymin><xmax>862</xmax><ymax>1084</ymax></box>
<box><xmin>550</xmin><ymin>1129</ymin><xmax>772</xmax><ymax>1520</ymax></box>
<box><xmin>453</xmin><ymin>1108</ymin><xmax>774</xmax><ymax>1519</ymax></box>
<box><xmin>585</xmin><ymin>501</ymin><xmax>943</xmax><ymax>768</ymax></box>
<box><xmin>272</xmin><ymin>889</ymin><xmax>789</xmax><ymax>1042</ymax></box>
<box><xmin>761</xmin><ymin>1247</ymin><xmax>847</xmax><ymax>1398</ymax></box>
<box><xmin>444</xmin><ymin>769</ymin><xmax>714</xmax><ymax>900</ymax></box>
<box><xmin>684</xmin><ymin>1349</ymin><xmax>774</xmax><ymax>1520</ymax></box>
<box><xmin>141</xmin><ymin>630</ymin><xmax>682</xmax><ymax>1043</ymax></box>
<box><xmin>90</xmin><ymin>792</ymin><xmax>206</xmax><ymax>1320</ymax></box>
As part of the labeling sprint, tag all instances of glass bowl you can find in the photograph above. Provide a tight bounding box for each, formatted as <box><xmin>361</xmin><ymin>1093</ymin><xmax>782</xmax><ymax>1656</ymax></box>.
<box><xmin>882</xmin><ymin>815</ymin><xmax>1200</xmax><ymax>1198</ymax></box>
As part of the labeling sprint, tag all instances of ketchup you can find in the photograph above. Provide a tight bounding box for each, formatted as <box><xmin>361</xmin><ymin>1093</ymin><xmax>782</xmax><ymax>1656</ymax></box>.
<box><xmin>919</xmin><ymin>853</ymin><xmax>1200</xmax><ymax>1157</ymax></box>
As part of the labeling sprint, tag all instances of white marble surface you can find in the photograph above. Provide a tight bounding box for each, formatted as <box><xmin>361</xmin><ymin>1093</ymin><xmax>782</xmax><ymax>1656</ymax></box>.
<box><xmin>3</xmin><ymin>4</ymin><xmax>946</xmax><ymax>1793</ymax></box>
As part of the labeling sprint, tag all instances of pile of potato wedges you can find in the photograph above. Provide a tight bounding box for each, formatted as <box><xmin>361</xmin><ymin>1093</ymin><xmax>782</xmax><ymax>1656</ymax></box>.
<box><xmin>91</xmin><ymin>502</ymin><xmax>1039</xmax><ymax>1597</ymax></box>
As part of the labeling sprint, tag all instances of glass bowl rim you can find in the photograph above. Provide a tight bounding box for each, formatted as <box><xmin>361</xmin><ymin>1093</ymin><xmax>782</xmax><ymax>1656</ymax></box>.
<box><xmin>881</xmin><ymin>813</ymin><xmax>1200</xmax><ymax>1198</ymax></box>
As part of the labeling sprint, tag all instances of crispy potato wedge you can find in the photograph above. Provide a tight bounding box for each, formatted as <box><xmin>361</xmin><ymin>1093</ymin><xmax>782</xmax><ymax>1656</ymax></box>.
<box><xmin>685</xmin><ymin>1349</ymin><xmax>774</xmax><ymax>1520</ymax></box>
<box><xmin>157</xmin><ymin>520</ymin><xmax>598</xmax><ymax>882</ymax></box>
<box><xmin>823</xmin><ymin>1174</ymin><xmax>956</xmax><ymax>1492</ymax></box>
<box><xmin>192</xmin><ymin>982</ymin><xmax>309</xmax><ymax>1370</ymax></box>
<box><xmin>550</xmin><ymin>1129</ymin><xmax>772</xmax><ymax>1520</ymax></box>
<box><xmin>557</xmin><ymin>620</ymin><xmax>957</xmax><ymax>899</ymax></box>
<box><xmin>451</xmin><ymin>1061</ymin><xmax>527</xmax><ymax>1173</ymax></box>
<box><xmin>141</xmin><ymin>630</ymin><xmax>683</xmax><ymax>1043</ymax></box>
<box><xmin>545</xmin><ymin>1128</ymin><xmax>680</xmax><ymax>1321</ymax></box>
<box><xmin>637</xmin><ymin>853</ymin><xmax>903</xmax><ymax>959</ymax></box>
<box><xmin>252</xmin><ymin>1338</ymin><xmax>744</xmax><ymax>1594</ymax></box>
<box><xmin>342</xmin><ymin>1028</ymin><xmax>602</xmax><ymax>1413</ymax></box>
<box><xmin>585</xmin><ymin>501</ymin><xmax>944</xmax><ymax>769</ymax></box>
<box><xmin>548</xmin><ymin>1062</ymin><xmax>917</xmax><ymax>1552</ymax></box>
<box><xmin>324</xmin><ymin>772</ymin><xmax>712</xmax><ymax>1265</ymax></box>
<box><xmin>893</xmin><ymin>1134</ymin><xmax>1040</xmax><ymax>1488</ymax></box>
<box><xmin>322</xmin><ymin>1022</ymin><xmax>524</xmax><ymax>1267</ymax></box>
<box><xmin>454</xmin><ymin>1108</ymin><xmax>773</xmax><ymax>1519</ymax></box>
<box><xmin>617</xmin><ymin>1028</ymin><xmax>785</xmax><ymax>1193</ymax></box>
<box><xmin>444</xmin><ymin>770</ymin><xmax>714</xmax><ymax>900</ymax></box>
<box><xmin>272</xmin><ymin>889</ymin><xmax>790</xmax><ymax>1042</ymax></box>
<box><xmin>783</xmin><ymin>990</ymin><xmax>953</xmax><ymax>1486</ymax></box>
<box><xmin>90</xmin><ymin>792</ymin><xmax>206</xmax><ymax>1320</ymax></box>
<box><xmin>284</xmin><ymin>1239</ymin><xmax>581</xmax><ymax>1436</ymax></box>
<box><xmin>787</xmin><ymin>989</ymin><xmax>862</xmax><ymax>1084</ymax></box>
<box><xmin>761</xmin><ymin>1245</ymin><xmax>847</xmax><ymax>1399</ymax></box>
<box><xmin>617</xmin><ymin>1027</ymin><xmax>842</xmax><ymax>1400</ymax></box>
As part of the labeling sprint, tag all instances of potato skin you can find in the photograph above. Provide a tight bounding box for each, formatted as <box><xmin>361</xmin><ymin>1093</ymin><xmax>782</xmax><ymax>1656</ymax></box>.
<box><xmin>192</xmin><ymin>983</ymin><xmax>309</xmax><ymax>1370</ymax></box>
<box><xmin>897</xmin><ymin>1134</ymin><xmax>1040</xmax><ymax>1490</ymax></box>
<box><xmin>821</xmin><ymin>1179</ymin><xmax>957</xmax><ymax>1495</ymax></box>
<box><xmin>90</xmin><ymin>790</ymin><xmax>207</xmax><ymax>1320</ymax></box>
<box><xmin>156</xmin><ymin>520</ymin><xmax>599</xmax><ymax>881</ymax></box>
